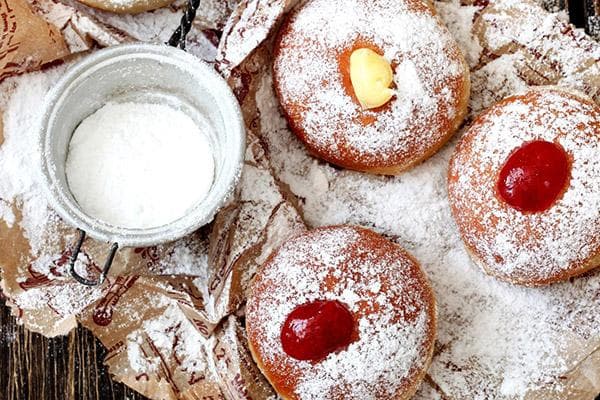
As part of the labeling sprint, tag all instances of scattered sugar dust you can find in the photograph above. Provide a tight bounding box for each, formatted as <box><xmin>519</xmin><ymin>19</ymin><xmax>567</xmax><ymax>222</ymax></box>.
<box><xmin>253</xmin><ymin>1</ymin><xmax>600</xmax><ymax>398</ymax></box>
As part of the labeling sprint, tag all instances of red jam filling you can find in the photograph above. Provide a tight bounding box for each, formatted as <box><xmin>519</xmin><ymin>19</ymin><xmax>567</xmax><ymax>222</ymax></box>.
<box><xmin>281</xmin><ymin>300</ymin><xmax>355</xmax><ymax>361</ymax></box>
<box><xmin>497</xmin><ymin>140</ymin><xmax>570</xmax><ymax>213</ymax></box>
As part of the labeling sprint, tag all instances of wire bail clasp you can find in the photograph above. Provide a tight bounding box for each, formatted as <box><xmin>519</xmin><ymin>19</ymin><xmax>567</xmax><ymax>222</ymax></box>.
<box><xmin>167</xmin><ymin>0</ymin><xmax>201</xmax><ymax>49</ymax></box>
<box><xmin>69</xmin><ymin>229</ymin><xmax>118</xmax><ymax>286</ymax></box>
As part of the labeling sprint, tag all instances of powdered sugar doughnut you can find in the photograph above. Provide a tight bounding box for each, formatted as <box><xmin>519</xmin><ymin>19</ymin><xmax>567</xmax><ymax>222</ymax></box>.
<box><xmin>273</xmin><ymin>0</ymin><xmax>470</xmax><ymax>174</ymax></box>
<box><xmin>246</xmin><ymin>225</ymin><xmax>436</xmax><ymax>400</ymax></box>
<box><xmin>76</xmin><ymin>0</ymin><xmax>174</xmax><ymax>14</ymax></box>
<box><xmin>448</xmin><ymin>87</ymin><xmax>600</xmax><ymax>286</ymax></box>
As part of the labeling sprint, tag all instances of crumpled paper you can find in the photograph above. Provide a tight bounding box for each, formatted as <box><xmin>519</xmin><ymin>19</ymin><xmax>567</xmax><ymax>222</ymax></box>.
<box><xmin>0</xmin><ymin>0</ymin><xmax>599</xmax><ymax>399</ymax></box>
<box><xmin>0</xmin><ymin>0</ymin><xmax>129</xmax><ymax>81</ymax></box>
<box><xmin>0</xmin><ymin>0</ymin><xmax>304</xmax><ymax>398</ymax></box>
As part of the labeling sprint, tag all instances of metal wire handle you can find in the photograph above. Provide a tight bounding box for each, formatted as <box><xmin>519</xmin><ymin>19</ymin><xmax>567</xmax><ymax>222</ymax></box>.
<box><xmin>167</xmin><ymin>0</ymin><xmax>201</xmax><ymax>49</ymax></box>
<box><xmin>69</xmin><ymin>0</ymin><xmax>199</xmax><ymax>286</ymax></box>
<box><xmin>69</xmin><ymin>229</ymin><xmax>118</xmax><ymax>286</ymax></box>
<box><xmin>68</xmin><ymin>0</ymin><xmax>201</xmax><ymax>287</ymax></box>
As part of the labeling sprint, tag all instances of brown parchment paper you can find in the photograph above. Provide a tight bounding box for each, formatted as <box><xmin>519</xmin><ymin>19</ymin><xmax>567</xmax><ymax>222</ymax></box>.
<box><xmin>0</xmin><ymin>49</ymin><xmax>305</xmax><ymax>400</ymax></box>
<box><xmin>0</xmin><ymin>0</ymin><xmax>68</xmax><ymax>81</ymax></box>
<box><xmin>0</xmin><ymin>0</ymin><xmax>129</xmax><ymax>81</ymax></box>
<box><xmin>0</xmin><ymin>0</ymin><xmax>599</xmax><ymax>399</ymax></box>
<box><xmin>0</xmin><ymin>1</ymin><xmax>304</xmax><ymax>399</ymax></box>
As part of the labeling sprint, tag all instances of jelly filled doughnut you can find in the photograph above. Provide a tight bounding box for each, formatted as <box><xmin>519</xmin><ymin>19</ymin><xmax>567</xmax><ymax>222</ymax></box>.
<box><xmin>448</xmin><ymin>87</ymin><xmax>600</xmax><ymax>286</ymax></box>
<box><xmin>246</xmin><ymin>225</ymin><xmax>436</xmax><ymax>400</ymax></box>
<box><xmin>273</xmin><ymin>0</ymin><xmax>470</xmax><ymax>175</ymax></box>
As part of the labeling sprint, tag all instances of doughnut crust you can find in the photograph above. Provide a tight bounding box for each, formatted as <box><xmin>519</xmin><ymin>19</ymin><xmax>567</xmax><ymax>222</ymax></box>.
<box><xmin>448</xmin><ymin>87</ymin><xmax>600</xmax><ymax>286</ymax></box>
<box><xmin>75</xmin><ymin>0</ymin><xmax>174</xmax><ymax>14</ymax></box>
<box><xmin>246</xmin><ymin>225</ymin><xmax>437</xmax><ymax>400</ymax></box>
<box><xmin>273</xmin><ymin>0</ymin><xmax>470</xmax><ymax>175</ymax></box>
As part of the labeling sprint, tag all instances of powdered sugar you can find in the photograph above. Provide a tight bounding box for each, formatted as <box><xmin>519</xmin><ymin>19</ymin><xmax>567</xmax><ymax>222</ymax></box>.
<box><xmin>0</xmin><ymin>69</ymin><xmax>65</xmax><ymax>255</ymax></box>
<box><xmin>435</xmin><ymin>1</ymin><xmax>483</xmax><ymax>68</ymax></box>
<box><xmin>14</xmin><ymin>276</ymin><xmax>105</xmax><ymax>316</ymax></box>
<box><xmin>469</xmin><ymin>54</ymin><xmax>530</xmax><ymax>116</ymax></box>
<box><xmin>474</xmin><ymin>0</ymin><xmax>600</xmax><ymax>99</ymax></box>
<box><xmin>126</xmin><ymin>301</ymin><xmax>208</xmax><ymax>375</ymax></box>
<box><xmin>448</xmin><ymin>88</ymin><xmax>600</xmax><ymax>284</ymax></box>
<box><xmin>0</xmin><ymin>15</ymin><xmax>223</xmax><ymax>339</ymax></box>
<box><xmin>246</xmin><ymin>226</ymin><xmax>435</xmax><ymax>399</ymax></box>
<box><xmin>253</xmin><ymin>1</ymin><xmax>600</xmax><ymax>395</ymax></box>
<box><xmin>217</xmin><ymin>0</ymin><xmax>290</xmax><ymax>74</ymax></box>
<box><xmin>1</xmin><ymin>0</ymin><xmax>599</xmax><ymax>398</ymax></box>
<box><xmin>273</xmin><ymin>0</ymin><xmax>468</xmax><ymax>169</ymax></box>
<box><xmin>297</xmin><ymin>314</ymin><xmax>428</xmax><ymax>399</ymax></box>
<box><xmin>66</xmin><ymin>102</ymin><xmax>215</xmax><ymax>229</ymax></box>
<box><xmin>158</xmin><ymin>236</ymin><xmax>210</xmax><ymax>276</ymax></box>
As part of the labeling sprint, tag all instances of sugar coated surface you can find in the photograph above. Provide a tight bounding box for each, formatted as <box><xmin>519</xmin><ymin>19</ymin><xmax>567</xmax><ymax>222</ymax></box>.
<box><xmin>254</xmin><ymin>0</ymin><xmax>600</xmax><ymax>393</ymax></box>
<box><xmin>0</xmin><ymin>0</ymin><xmax>599</xmax><ymax>398</ymax></box>
<box><xmin>247</xmin><ymin>226</ymin><xmax>435</xmax><ymax>399</ymax></box>
<box><xmin>66</xmin><ymin>102</ymin><xmax>215</xmax><ymax>229</ymax></box>
<box><xmin>273</xmin><ymin>0</ymin><xmax>467</xmax><ymax>168</ymax></box>
<box><xmin>449</xmin><ymin>89</ymin><xmax>600</xmax><ymax>284</ymax></box>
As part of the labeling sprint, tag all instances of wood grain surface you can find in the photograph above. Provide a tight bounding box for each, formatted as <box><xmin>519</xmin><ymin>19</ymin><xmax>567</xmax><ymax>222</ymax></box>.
<box><xmin>0</xmin><ymin>299</ymin><xmax>148</xmax><ymax>400</ymax></box>
<box><xmin>1</xmin><ymin>301</ymin><xmax>598</xmax><ymax>400</ymax></box>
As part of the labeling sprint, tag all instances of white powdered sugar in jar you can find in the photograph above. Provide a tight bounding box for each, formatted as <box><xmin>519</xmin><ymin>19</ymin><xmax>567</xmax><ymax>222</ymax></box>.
<box><xmin>65</xmin><ymin>101</ymin><xmax>215</xmax><ymax>229</ymax></box>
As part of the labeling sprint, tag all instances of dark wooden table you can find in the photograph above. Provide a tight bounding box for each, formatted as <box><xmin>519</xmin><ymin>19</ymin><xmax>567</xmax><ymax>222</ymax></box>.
<box><xmin>1</xmin><ymin>299</ymin><xmax>598</xmax><ymax>400</ymax></box>
<box><xmin>0</xmin><ymin>299</ymin><xmax>148</xmax><ymax>400</ymax></box>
